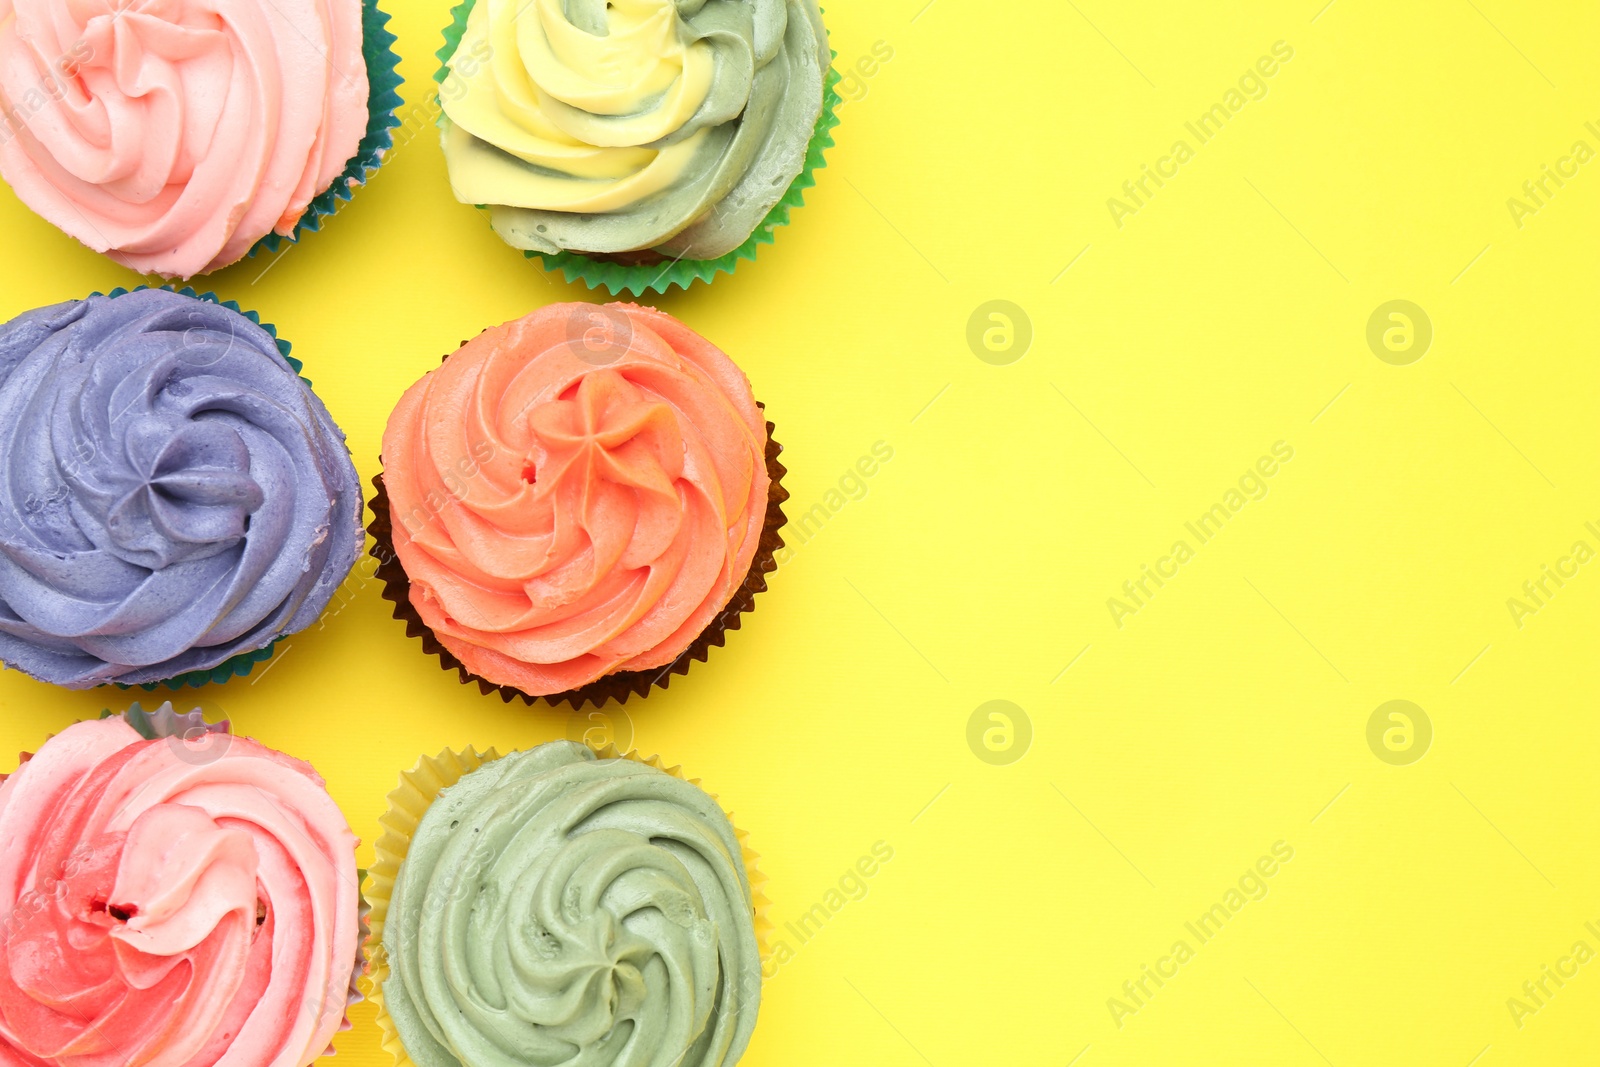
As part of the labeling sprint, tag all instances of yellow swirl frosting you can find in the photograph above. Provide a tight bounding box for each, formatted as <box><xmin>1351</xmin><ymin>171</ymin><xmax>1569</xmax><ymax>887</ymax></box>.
<box><xmin>439</xmin><ymin>0</ymin><xmax>827</xmax><ymax>258</ymax></box>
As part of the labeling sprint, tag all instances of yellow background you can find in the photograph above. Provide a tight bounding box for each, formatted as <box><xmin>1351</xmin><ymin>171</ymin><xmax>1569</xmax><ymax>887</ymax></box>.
<box><xmin>2</xmin><ymin>0</ymin><xmax>1598</xmax><ymax>1064</ymax></box>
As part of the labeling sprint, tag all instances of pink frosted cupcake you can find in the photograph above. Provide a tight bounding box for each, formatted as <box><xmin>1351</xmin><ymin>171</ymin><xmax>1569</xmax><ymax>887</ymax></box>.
<box><xmin>0</xmin><ymin>704</ymin><xmax>362</xmax><ymax>1066</ymax></box>
<box><xmin>0</xmin><ymin>0</ymin><xmax>402</xmax><ymax>277</ymax></box>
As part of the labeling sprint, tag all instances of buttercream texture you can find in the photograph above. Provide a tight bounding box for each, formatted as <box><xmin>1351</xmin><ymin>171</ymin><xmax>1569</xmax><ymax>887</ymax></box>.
<box><xmin>381</xmin><ymin>302</ymin><xmax>768</xmax><ymax>697</ymax></box>
<box><xmin>0</xmin><ymin>290</ymin><xmax>363</xmax><ymax>688</ymax></box>
<box><xmin>0</xmin><ymin>712</ymin><xmax>361</xmax><ymax>1067</ymax></box>
<box><xmin>439</xmin><ymin>0</ymin><xmax>826</xmax><ymax>257</ymax></box>
<box><xmin>0</xmin><ymin>0</ymin><xmax>369</xmax><ymax>276</ymax></box>
<box><xmin>382</xmin><ymin>741</ymin><xmax>760</xmax><ymax>1067</ymax></box>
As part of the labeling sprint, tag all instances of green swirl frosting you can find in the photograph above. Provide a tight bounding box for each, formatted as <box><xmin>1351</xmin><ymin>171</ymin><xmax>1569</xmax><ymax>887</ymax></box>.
<box><xmin>383</xmin><ymin>742</ymin><xmax>761</xmax><ymax>1067</ymax></box>
<box><xmin>437</xmin><ymin>0</ymin><xmax>828</xmax><ymax>258</ymax></box>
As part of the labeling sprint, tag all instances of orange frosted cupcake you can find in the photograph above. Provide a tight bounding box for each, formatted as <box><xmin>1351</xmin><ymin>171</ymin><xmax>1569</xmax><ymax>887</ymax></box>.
<box><xmin>370</xmin><ymin>303</ymin><xmax>786</xmax><ymax>707</ymax></box>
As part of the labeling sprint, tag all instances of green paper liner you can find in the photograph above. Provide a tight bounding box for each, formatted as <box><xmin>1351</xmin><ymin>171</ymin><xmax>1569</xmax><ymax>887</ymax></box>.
<box><xmin>367</xmin><ymin>401</ymin><xmax>788</xmax><ymax>710</ymax></box>
<box><xmin>245</xmin><ymin>0</ymin><xmax>404</xmax><ymax>261</ymax></box>
<box><xmin>68</xmin><ymin>286</ymin><xmax>334</xmax><ymax>691</ymax></box>
<box><xmin>434</xmin><ymin>0</ymin><xmax>839</xmax><ymax>296</ymax></box>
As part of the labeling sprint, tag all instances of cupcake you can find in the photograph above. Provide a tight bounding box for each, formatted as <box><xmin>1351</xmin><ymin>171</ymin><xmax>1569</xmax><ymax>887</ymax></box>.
<box><xmin>371</xmin><ymin>301</ymin><xmax>786</xmax><ymax>706</ymax></box>
<box><xmin>0</xmin><ymin>287</ymin><xmax>364</xmax><ymax>688</ymax></box>
<box><xmin>434</xmin><ymin>0</ymin><xmax>838</xmax><ymax>294</ymax></box>
<box><xmin>0</xmin><ymin>703</ymin><xmax>363</xmax><ymax>1067</ymax></box>
<box><xmin>0</xmin><ymin>0</ymin><xmax>402</xmax><ymax>278</ymax></box>
<box><xmin>366</xmin><ymin>740</ymin><xmax>764</xmax><ymax>1067</ymax></box>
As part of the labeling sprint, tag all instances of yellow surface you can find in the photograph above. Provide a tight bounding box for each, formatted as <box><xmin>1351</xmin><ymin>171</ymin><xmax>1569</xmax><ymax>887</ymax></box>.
<box><xmin>1</xmin><ymin>1</ymin><xmax>1598</xmax><ymax>1064</ymax></box>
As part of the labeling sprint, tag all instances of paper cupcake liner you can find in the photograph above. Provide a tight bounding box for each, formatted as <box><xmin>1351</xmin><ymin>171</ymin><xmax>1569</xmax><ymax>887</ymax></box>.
<box><xmin>433</xmin><ymin>0</ymin><xmax>839</xmax><ymax>296</ymax></box>
<box><xmin>0</xmin><ymin>705</ymin><xmax>369</xmax><ymax>1049</ymax></box>
<box><xmin>245</xmin><ymin>0</ymin><xmax>403</xmax><ymax>261</ymax></box>
<box><xmin>366</xmin><ymin>406</ymin><xmax>788</xmax><ymax>709</ymax></box>
<box><xmin>362</xmin><ymin>743</ymin><xmax>770</xmax><ymax>1067</ymax></box>
<box><xmin>87</xmin><ymin>286</ymin><xmax>332</xmax><ymax>691</ymax></box>
<box><xmin>329</xmin><ymin>881</ymin><xmax>371</xmax><ymax>1056</ymax></box>
<box><xmin>111</xmin><ymin>639</ymin><xmax>281</xmax><ymax>693</ymax></box>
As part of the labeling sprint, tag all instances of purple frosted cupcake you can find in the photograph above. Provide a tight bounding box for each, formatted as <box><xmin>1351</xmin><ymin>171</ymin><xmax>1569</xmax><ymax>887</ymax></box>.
<box><xmin>0</xmin><ymin>288</ymin><xmax>363</xmax><ymax>688</ymax></box>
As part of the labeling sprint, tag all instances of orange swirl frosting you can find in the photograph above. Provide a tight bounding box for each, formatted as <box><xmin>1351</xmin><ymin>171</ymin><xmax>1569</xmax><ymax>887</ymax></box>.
<box><xmin>382</xmin><ymin>302</ymin><xmax>769</xmax><ymax>696</ymax></box>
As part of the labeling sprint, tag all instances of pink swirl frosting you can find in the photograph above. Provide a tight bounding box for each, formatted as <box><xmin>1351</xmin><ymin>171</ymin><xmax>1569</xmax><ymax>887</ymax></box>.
<box><xmin>0</xmin><ymin>717</ymin><xmax>360</xmax><ymax>1067</ymax></box>
<box><xmin>0</xmin><ymin>0</ymin><xmax>368</xmax><ymax>277</ymax></box>
<box><xmin>382</xmin><ymin>302</ymin><xmax>770</xmax><ymax>697</ymax></box>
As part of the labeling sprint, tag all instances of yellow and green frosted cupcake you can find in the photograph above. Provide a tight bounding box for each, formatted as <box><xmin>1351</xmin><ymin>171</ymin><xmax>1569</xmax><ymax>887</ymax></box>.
<box><xmin>366</xmin><ymin>741</ymin><xmax>768</xmax><ymax>1067</ymax></box>
<box><xmin>434</xmin><ymin>0</ymin><xmax>839</xmax><ymax>294</ymax></box>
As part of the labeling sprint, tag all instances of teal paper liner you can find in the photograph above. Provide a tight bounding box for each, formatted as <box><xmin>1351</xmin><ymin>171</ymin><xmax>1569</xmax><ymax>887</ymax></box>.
<box><xmin>111</xmin><ymin>640</ymin><xmax>279</xmax><ymax>693</ymax></box>
<box><xmin>245</xmin><ymin>0</ymin><xmax>404</xmax><ymax>260</ymax></box>
<box><xmin>85</xmin><ymin>286</ymin><xmax>315</xmax><ymax>691</ymax></box>
<box><xmin>434</xmin><ymin>0</ymin><xmax>839</xmax><ymax>295</ymax></box>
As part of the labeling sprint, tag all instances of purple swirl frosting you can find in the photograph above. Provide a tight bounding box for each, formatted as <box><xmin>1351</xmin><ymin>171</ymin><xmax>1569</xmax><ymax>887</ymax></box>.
<box><xmin>0</xmin><ymin>289</ymin><xmax>362</xmax><ymax>687</ymax></box>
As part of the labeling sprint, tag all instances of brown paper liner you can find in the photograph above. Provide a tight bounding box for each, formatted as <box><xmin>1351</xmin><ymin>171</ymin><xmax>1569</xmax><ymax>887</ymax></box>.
<box><xmin>362</xmin><ymin>743</ymin><xmax>770</xmax><ymax>1067</ymax></box>
<box><xmin>368</xmin><ymin>406</ymin><xmax>787</xmax><ymax>709</ymax></box>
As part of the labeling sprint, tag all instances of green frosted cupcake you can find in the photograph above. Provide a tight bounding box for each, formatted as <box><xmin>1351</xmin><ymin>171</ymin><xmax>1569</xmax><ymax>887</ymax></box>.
<box><xmin>434</xmin><ymin>0</ymin><xmax>838</xmax><ymax>294</ymax></box>
<box><xmin>366</xmin><ymin>741</ymin><xmax>769</xmax><ymax>1067</ymax></box>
